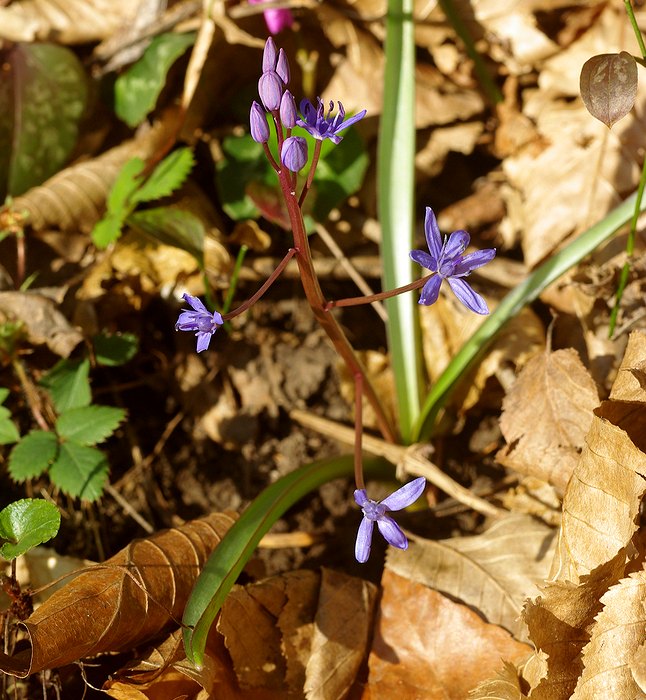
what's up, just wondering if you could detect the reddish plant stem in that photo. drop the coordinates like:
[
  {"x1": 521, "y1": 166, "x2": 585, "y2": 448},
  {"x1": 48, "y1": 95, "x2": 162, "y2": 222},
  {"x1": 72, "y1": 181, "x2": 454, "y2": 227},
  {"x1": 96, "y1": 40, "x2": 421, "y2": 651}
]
[
  {"x1": 223, "y1": 247, "x2": 297, "y2": 321},
  {"x1": 277, "y1": 169, "x2": 397, "y2": 445},
  {"x1": 299, "y1": 140, "x2": 322, "y2": 208},
  {"x1": 325, "y1": 275, "x2": 431, "y2": 311},
  {"x1": 354, "y1": 372, "x2": 365, "y2": 490}
]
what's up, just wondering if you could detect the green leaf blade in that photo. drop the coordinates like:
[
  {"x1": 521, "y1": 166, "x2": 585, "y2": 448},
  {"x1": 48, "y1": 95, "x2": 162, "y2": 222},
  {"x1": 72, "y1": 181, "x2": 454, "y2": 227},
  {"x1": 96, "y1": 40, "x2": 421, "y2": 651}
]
[
  {"x1": 0, "y1": 499, "x2": 61, "y2": 560},
  {"x1": 94, "y1": 332, "x2": 139, "y2": 366},
  {"x1": 40, "y1": 358, "x2": 91, "y2": 412},
  {"x1": 132, "y1": 147, "x2": 195, "y2": 204},
  {"x1": 56, "y1": 405, "x2": 125, "y2": 445},
  {"x1": 8, "y1": 430, "x2": 58, "y2": 480},
  {"x1": 50, "y1": 442, "x2": 108, "y2": 501}
]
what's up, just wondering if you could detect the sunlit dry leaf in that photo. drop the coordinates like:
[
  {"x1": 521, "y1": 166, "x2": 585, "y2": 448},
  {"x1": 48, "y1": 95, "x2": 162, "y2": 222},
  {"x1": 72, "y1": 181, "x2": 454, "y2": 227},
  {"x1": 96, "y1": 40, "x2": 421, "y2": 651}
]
[
  {"x1": 387, "y1": 515, "x2": 556, "y2": 642},
  {"x1": 609, "y1": 330, "x2": 646, "y2": 403},
  {"x1": 0, "y1": 0, "x2": 139, "y2": 43},
  {"x1": 580, "y1": 52, "x2": 638, "y2": 128},
  {"x1": 0, "y1": 291, "x2": 82, "y2": 357},
  {"x1": 469, "y1": 660, "x2": 528, "y2": 699},
  {"x1": 571, "y1": 568, "x2": 646, "y2": 698},
  {"x1": 305, "y1": 568, "x2": 378, "y2": 700},
  {"x1": 0, "y1": 513, "x2": 236, "y2": 677},
  {"x1": 631, "y1": 638, "x2": 646, "y2": 694},
  {"x1": 498, "y1": 348, "x2": 599, "y2": 490},
  {"x1": 363, "y1": 570, "x2": 531, "y2": 699}
]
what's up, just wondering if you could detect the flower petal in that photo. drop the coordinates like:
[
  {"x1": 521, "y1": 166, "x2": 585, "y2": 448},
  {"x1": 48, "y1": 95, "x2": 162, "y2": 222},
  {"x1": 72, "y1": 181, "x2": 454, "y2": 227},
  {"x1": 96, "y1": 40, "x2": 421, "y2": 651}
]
[
  {"x1": 377, "y1": 516, "x2": 408, "y2": 550},
  {"x1": 196, "y1": 331, "x2": 213, "y2": 353},
  {"x1": 175, "y1": 311, "x2": 200, "y2": 330},
  {"x1": 183, "y1": 293, "x2": 208, "y2": 314},
  {"x1": 354, "y1": 489, "x2": 368, "y2": 507},
  {"x1": 452, "y1": 248, "x2": 496, "y2": 277},
  {"x1": 447, "y1": 277, "x2": 489, "y2": 314},
  {"x1": 424, "y1": 208, "x2": 443, "y2": 263},
  {"x1": 381, "y1": 476, "x2": 426, "y2": 511},
  {"x1": 443, "y1": 229, "x2": 470, "y2": 259},
  {"x1": 212, "y1": 310, "x2": 224, "y2": 326},
  {"x1": 335, "y1": 109, "x2": 366, "y2": 133},
  {"x1": 410, "y1": 249, "x2": 436, "y2": 271},
  {"x1": 418, "y1": 274, "x2": 442, "y2": 306},
  {"x1": 355, "y1": 517, "x2": 374, "y2": 563}
]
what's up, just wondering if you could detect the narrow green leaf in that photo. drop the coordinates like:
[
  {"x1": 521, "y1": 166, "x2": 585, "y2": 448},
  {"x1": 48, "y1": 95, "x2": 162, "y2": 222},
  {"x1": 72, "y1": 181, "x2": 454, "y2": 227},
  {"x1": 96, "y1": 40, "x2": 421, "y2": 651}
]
[
  {"x1": 0, "y1": 42, "x2": 88, "y2": 198},
  {"x1": 182, "y1": 455, "x2": 391, "y2": 668},
  {"x1": 8, "y1": 430, "x2": 58, "y2": 480},
  {"x1": 93, "y1": 332, "x2": 139, "y2": 366},
  {"x1": 114, "y1": 32, "x2": 196, "y2": 127},
  {"x1": 131, "y1": 147, "x2": 195, "y2": 204},
  {"x1": 50, "y1": 442, "x2": 108, "y2": 501},
  {"x1": 378, "y1": 0, "x2": 422, "y2": 443},
  {"x1": 128, "y1": 206, "x2": 204, "y2": 265},
  {"x1": 0, "y1": 499, "x2": 61, "y2": 560},
  {"x1": 413, "y1": 188, "x2": 646, "y2": 441},
  {"x1": 56, "y1": 406, "x2": 125, "y2": 445},
  {"x1": 40, "y1": 358, "x2": 91, "y2": 412}
]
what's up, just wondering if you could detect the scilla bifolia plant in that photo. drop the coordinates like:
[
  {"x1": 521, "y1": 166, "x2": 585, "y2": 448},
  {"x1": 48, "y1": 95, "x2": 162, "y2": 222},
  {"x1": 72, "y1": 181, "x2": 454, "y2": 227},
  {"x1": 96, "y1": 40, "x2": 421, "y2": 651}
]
[{"x1": 176, "y1": 38, "x2": 495, "y2": 561}]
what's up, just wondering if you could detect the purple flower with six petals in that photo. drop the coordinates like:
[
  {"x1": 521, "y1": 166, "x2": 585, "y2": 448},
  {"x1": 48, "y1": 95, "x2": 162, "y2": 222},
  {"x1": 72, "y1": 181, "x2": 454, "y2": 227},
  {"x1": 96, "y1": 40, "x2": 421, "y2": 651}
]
[
  {"x1": 410, "y1": 207, "x2": 496, "y2": 315},
  {"x1": 175, "y1": 293, "x2": 223, "y2": 353},
  {"x1": 297, "y1": 98, "x2": 366, "y2": 144},
  {"x1": 354, "y1": 476, "x2": 426, "y2": 563}
]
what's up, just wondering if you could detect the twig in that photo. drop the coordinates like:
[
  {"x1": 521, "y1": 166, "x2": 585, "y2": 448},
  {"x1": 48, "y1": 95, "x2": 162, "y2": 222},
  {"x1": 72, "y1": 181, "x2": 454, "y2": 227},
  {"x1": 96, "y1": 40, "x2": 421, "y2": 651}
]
[{"x1": 290, "y1": 409, "x2": 504, "y2": 518}]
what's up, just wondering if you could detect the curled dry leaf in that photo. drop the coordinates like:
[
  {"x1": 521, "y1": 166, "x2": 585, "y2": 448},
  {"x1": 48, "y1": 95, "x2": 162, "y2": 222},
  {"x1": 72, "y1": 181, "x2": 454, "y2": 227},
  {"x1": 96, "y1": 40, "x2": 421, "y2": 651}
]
[
  {"x1": 497, "y1": 348, "x2": 600, "y2": 491},
  {"x1": 580, "y1": 52, "x2": 638, "y2": 128},
  {"x1": 364, "y1": 569, "x2": 531, "y2": 700},
  {"x1": 0, "y1": 291, "x2": 82, "y2": 357},
  {"x1": 0, "y1": 513, "x2": 236, "y2": 678},
  {"x1": 468, "y1": 660, "x2": 528, "y2": 700},
  {"x1": 0, "y1": 0, "x2": 139, "y2": 44},
  {"x1": 387, "y1": 514, "x2": 556, "y2": 642}
]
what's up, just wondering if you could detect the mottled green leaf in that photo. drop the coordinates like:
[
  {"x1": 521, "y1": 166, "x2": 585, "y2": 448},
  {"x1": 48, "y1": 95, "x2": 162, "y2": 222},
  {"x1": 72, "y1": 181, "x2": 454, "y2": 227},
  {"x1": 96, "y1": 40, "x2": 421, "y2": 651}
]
[{"x1": 0, "y1": 499, "x2": 61, "y2": 560}]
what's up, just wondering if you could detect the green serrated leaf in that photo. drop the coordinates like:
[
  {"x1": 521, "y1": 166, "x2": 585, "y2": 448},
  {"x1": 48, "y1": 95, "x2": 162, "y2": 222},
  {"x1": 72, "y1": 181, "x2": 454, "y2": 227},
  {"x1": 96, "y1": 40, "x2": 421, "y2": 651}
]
[
  {"x1": 128, "y1": 206, "x2": 204, "y2": 265},
  {"x1": 56, "y1": 405, "x2": 125, "y2": 445},
  {"x1": 94, "y1": 332, "x2": 138, "y2": 366},
  {"x1": 40, "y1": 358, "x2": 91, "y2": 412},
  {"x1": 0, "y1": 387, "x2": 9, "y2": 404},
  {"x1": 0, "y1": 416, "x2": 20, "y2": 444},
  {"x1": 50, "y1": 442, "x2": 108, "y2": 501},
  {"x1": 91, "y1": 212, "x2": 126, "y2": 249},
  {"x1": 0, "y1": 43, "x2": 88, "y2": 199},
  {"x1": 0, "y1": 499, "x2": 61, "y2": 560},
  {"x1": 8, "y1": 430, "x2": 58, "y2": 480},
  {"x1": 114, "y1": 32, "x2": 196, "y2": 127},
  {"x1": 132, "y1": 147, "x2": 195, "y2": 204},
  {"x1": 107, "y1": 157, "x2": 146, "y2": 212}
]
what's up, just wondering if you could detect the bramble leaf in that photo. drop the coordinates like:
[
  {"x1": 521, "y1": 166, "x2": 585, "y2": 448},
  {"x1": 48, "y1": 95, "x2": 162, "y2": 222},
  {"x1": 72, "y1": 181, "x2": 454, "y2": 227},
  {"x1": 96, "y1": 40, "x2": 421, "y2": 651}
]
[
  {"x1": 50, "y1": 442, "x2": 108, "y2": 501},
  {"x1": 131, "y1": 147, "x2": 195, "y2": 204},
  {"x1": 0, "y1": 499, "x2": 61, "y2": 561},
  {"x1": 8, "y1": 430, "x2": 58, "y2": 481},
  {"x1": 56, "y1": 406, "x2": 125, "y2": 446},
  {"x1": 40, "y1": 358, "x2": 91, "y2": 412}
]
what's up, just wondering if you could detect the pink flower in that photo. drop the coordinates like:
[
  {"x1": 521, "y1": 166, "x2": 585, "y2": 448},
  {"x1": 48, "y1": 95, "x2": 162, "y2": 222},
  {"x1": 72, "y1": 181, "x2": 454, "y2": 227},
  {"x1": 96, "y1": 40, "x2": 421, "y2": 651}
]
[{"x1": 249, "y1": 0, "x2": 294, "y2": 35}]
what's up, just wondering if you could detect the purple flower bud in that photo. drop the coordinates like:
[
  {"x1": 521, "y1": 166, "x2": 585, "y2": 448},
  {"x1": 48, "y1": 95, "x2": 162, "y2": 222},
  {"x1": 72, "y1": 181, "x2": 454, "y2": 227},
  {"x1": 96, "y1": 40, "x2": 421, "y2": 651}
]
[
  {"x1": 258, "y1": 70, "x2": 283, "y2": 111},
  {"x1": 251, "y1": 2, "x2": 293, "y2": 37},
  {"x1": 250, "y1": 101, "x2": 269, "y2": 143},
  {"x1": 281, "y1": 136, "x2": 308, "y2": 172},
  {"x1": 276, "y1": 48, "x2": 290, "y2": 84},
  {"x1": 262, "y1": 37, "x2": 277, "y2": 73},
  {"x1": 280, "y1": 90, "x2": 297, "y2": 128}
]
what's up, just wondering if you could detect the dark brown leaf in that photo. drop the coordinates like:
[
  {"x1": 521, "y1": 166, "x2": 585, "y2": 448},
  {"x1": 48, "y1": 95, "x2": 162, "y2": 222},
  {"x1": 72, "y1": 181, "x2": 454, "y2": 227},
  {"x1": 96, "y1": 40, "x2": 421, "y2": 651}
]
[{"x1": 580, "y1": 52, "x2": 638, "y2": 128}]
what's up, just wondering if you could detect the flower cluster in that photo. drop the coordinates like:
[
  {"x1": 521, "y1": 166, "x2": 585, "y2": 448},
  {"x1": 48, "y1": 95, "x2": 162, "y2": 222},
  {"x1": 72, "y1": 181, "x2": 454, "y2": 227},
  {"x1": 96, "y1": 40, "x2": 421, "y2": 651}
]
[
  {"x1": 411, "y1": 207, "x2": 496, "y2": 314},
  {"x1": 250, "y1": 38, "x2": 367, "y2": 173}
]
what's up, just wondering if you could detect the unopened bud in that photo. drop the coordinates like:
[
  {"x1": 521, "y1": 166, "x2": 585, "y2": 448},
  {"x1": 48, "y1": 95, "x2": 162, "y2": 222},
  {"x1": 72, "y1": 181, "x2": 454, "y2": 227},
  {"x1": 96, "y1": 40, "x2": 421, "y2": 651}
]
[
  {"x1": 281, "y1": 136, "x2": 308, "y2": 172},
  {"x1": 262, "y1": 37, "x2": 277, "y2": 72},
  {"x1": 250, "y1": 101, "x2": 269, "y2": 143},
  {"x1": 280, "y1": 90, "x2": 297, "y2": 128},
  {"x1": 276, "y1": 49, "x2": 290, "y2": 84},
  {"x1": 258, "y1": 70, "x2": 283, "y2": 111}
]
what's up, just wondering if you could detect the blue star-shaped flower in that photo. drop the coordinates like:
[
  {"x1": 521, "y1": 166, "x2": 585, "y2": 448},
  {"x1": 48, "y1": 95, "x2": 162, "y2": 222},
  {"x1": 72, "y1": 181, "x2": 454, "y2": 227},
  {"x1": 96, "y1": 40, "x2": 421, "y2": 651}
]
[
  {"x1": 297, "y1": 98, "x2": 366, "y2": 144},
  {"x1": 175, "y1": 293, "x2": 223, "y2": 353},
  {"x1": 410, "y1": 207, "x2": 496, "y2": 315},
  {"x1": 354, "y1": 477, "x2": 426, "y2": 563}
]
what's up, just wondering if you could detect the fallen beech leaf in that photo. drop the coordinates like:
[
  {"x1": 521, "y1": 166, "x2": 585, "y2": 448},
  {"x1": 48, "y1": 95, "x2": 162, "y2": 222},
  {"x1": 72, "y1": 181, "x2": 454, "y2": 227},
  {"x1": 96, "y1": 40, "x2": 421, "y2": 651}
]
[
  {"x1": 387, "y1": 514, "x2": 556, "y2": 641},
  {"x1": 498, "y1": 348, "x2": 599, "y2": 490},
  {"x1": 609, "y1": 330, "x2": 646, "y2": 402},
  {"x1": 572, "y1": 569, "x2": 646, "y2": 699},
  {"x1": 0, "y1": 513, "x2": 236, "y2": 677},
  {"x1": 0, "y1": 291, "x2": 82, "y2": 357},
  {"x1": 363, "y1": 570, "x2": 531, "y2": 700},
  {"x1": 469, "y1": 660, "x2": 528, "y2": 699}
]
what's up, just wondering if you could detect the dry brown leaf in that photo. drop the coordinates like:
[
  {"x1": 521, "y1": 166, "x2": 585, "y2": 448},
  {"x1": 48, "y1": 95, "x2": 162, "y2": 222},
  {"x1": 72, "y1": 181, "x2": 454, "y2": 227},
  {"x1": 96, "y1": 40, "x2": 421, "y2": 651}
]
[
  {"x1": 497, "y1": 348, "x2": 599, "y2": 491},
  {"x1": 0, "y1": 513, "x2": 236, "y2": 678},
  {"x1": 610, "y1": 330, "x2": 646, "y2": 402},
  {"x1": 387, "y1": 514, "x2": 556, "y2": 642},
  {"x1": 0, "y1": 0, "x2": 139, "y2": 43},
  {"x1": 468, "y1": 660, "x2": 529, "y2": 699},
  {"x1": 13, "y1": 117, "x2": 180, "y2": 234},
  {"x1": 0, "y1": 290, "x2": 82, "y2": 357},
  {"x1": 363, "y1": 569, "x2": 531, "y2": 700},
  {"x1": 571, "y1": 568, "x2": 646, "y2": 699}
]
